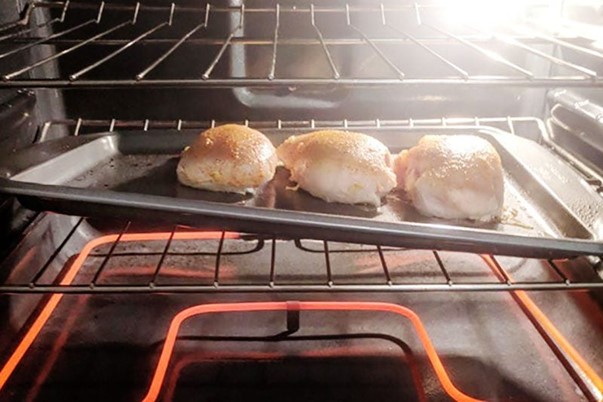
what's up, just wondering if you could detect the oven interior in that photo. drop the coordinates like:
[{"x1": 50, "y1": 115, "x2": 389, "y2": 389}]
[{"x1": 0, "y1": 0, "x2": 602, "y2": 401}]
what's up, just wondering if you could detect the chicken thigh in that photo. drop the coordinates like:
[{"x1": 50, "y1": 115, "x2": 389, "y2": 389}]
[
  {"x1": 277, "y1": 130, "x2": 397, "y2": 206},
  {"x1": 394, "y1": 135, "x2": 504, "y2": 220},
  {"x1": 177, "y1": 124, "x2": 278, "y2": 193}
]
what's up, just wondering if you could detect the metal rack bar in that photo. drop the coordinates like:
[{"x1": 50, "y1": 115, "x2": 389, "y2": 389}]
[
  {"x1": 72, "y1": 117, "x2": 82, "y2": 135},
  {"x1": 0, "y1": 18, "x2": 96, "y2": 62},
  {"x1": 202, "y1": 5, "x2": 244, "y2": 79},
  {"x1": 513, "y1": 26, "x2": 603, "y2": 61},
  {"x1": 547, "y1": 260, "x2": 571, "y2": 284},
  {"x1": 59, "y1": 0, "x2": 71, "y2": 22},
  {"x1": 1, "y1": 282, "x2": 602, "y2": 293},
  {"x1": 27, "y1": 116, "x2": 548, "y2": 128},
  {"x1": 31, "y1": 116, "x2": 572, "y2": 137},
  {"x1": 149, "y1": 227, "x2": 176, "y2": 287},
  {"x1": 96, "y1": 1, "x2": 105, "y2": 23},
  {"x1": 90, "y1": 222, "x2": 130, "y2": 287},
  {"x1": 345, "y1": 4, "x2": 404, "y2": 79},
  {"x1": 310, "y1": 4, "x2": 339, "y2": 79},
  {"x1": 323, "y1": 240, "x2": 333, "y2": 286},
  {"x1": 89, "y1": 242, "x2": 263, "y2": 257},
  {"x1": 137, "y1": 4, "x2": 210, "y2": 80},
  {"x1": 506, "y1": 116, "x2": 516, "y2": 135},
  {"x1": 423, "y1": 23, "x2": 534, "y2": 78},
  {"x1": 31, "y1": 116, "x2": 575, "y2": 136},
  {"x1": 377, "y1": 0, "x2": 466, "y2": 79},
  {"x1": 27, "y1": 2, "x2": 450, "y2": 14},
  {"x1": 70, "y1": 21, "x2": 169, "y2": 80},
  {"x1": 386, "y1": 24, "x2": 468, "y2": 79},
  {"x1": 377, "y1": 245, "x2": 392, "y2": 285},
  {"x1": 168, "y1": 3, "x2": 175, "y2": 26},
  {"x1": 484, "y1": 255, "x2": 512, "y2": 285},
  {"x1": 267, "y1": 4, "x2": 280, "y2": 80},
  {"x1": 213, "y1": 231, "x2": 226, "y2": 287},
  {"x1": 269, "y1": 237, "x2": 276, "y2": 286},
  {"x1": 295, "y1": 240, "x2": 385, "y2": 253},
  {"x1": 132, "y1": 1, "x2": 140, "y2": 24},
  {"x1": 5, "y1": 77, "x2": 603, "y2": 88},
  {"x1": 28, "y1": 218, "x2": 84, "y2": 286},
  {"x1": 433, "y1": 251, "x2": 453, "y2": 285},
  {"x1": 470, "y1": 26, "x2": 597, "y2": 78},
  {"x1": 9, "y1": 36, "x2": 561, "y2": 46},
  {"x1": 4, "y1": 19, "x2": 133, "y2": 80}
]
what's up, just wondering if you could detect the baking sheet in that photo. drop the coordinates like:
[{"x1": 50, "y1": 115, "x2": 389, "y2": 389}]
[{"x1": 1, "y1": 126, "x2": 601, "y2": 257}]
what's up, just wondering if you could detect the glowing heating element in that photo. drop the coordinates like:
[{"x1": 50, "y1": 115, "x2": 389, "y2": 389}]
[
  {"x1": 481, "y1": 255, "x2": 603, "y2": 399},
  {"x1": 0, "y1": 231, "x2": 237, "y2": 392},
  {"x1": 140, "y1": 301, "x2": 483, "y2": 402}
]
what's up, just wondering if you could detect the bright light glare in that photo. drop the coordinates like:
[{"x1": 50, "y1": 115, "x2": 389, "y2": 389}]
[{"x1": 441, "y1": 0, "x2": 529, "y2": 26}]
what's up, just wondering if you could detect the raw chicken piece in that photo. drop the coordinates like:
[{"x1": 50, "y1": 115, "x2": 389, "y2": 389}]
[
  {"x1": 394, "y1": 135, "x2": 504, "y2": 220},
  {"x1": 177, "y1": 124, "x2": 278, "y2": 193},
  {"x1": 277, "y1": 130, "x2": 396, "y2": 206}
]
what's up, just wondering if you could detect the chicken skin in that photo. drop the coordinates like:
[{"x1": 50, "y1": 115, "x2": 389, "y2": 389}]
[
  {"x1": 277, "y1": 130, "x2": 397, "y2": 206},
  {"x1": 394, "y1": 135, "x2": 504, "y2": 220},
  {"x1": 177, "y1": 124, "x2": 278, "y2": 193}
]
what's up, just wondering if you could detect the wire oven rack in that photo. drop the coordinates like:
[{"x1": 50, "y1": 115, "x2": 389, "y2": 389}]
[
  {"x1": 2, "y1": 220, "x2": 602, "y2": 294},
  {"x1": 0, "y1": 119, "x2": 601, "y2": 401},
  {"x1": 1, "y1": 1, "x2": 603, "y2": 88},
  {"x1": 1, "y1": 116, "x2": 602, "y2": 294}
]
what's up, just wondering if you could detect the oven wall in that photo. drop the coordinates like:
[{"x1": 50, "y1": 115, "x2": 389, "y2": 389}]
[{"x1": 0, "y1": 0, "x2": 67, "y2": 255}]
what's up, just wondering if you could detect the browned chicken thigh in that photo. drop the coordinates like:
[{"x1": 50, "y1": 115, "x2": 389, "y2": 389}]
[
  {"x1": 394, "y1": 135, "x2": 504, "y2": 220},
  {"x1": 177, "y1": 124, "x2": 278, "y2": 193},
  {"x1": 277, "y1": 130, "x2": 397, "y2": 206}
]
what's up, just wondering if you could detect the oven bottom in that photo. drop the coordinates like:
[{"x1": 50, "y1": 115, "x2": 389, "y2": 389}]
[
  {"x1": 1, "y1": 291, "x2": 600, "y2": 401},
  {"x1": 0, "y1": 214, "x2": 601, "y2": 401}
]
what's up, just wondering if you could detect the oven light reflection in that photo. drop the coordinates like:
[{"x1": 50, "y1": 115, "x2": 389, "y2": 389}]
[{"x1": 441, "y1": 0, "x2": 550, "y2": 27}]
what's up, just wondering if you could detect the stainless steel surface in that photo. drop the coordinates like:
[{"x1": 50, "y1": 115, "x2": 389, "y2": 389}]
[
  {"x1": 547, "y1": 89, "x2": 603, "y2": 178},
  {"x1": 1, "y1": 1, "x2": 603, "y2": 88}
]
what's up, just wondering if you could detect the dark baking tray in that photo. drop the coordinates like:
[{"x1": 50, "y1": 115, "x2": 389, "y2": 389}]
[{"x1": 1, "y1": 126, "x2": 602, "y2": 258}]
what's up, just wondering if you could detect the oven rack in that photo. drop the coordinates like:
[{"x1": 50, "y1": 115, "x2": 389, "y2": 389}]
[
  {"x1": 1, "y1": 217, "x2": 602, "y2": 294},
  {"x1": 2, "y1": 1, "x2": 603, "y2": 88},
  {"x1": 1, "y1": 115, "x2": 600, "y2": 294}
]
